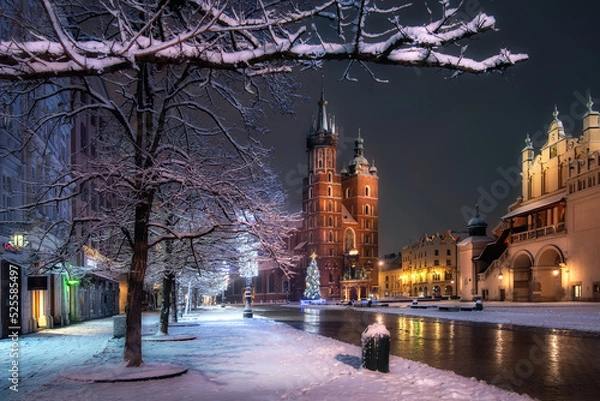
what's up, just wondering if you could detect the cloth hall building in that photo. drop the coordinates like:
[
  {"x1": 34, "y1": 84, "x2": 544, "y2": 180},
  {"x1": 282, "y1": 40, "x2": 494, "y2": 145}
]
[{"x1": 459, "y1": 100, "x2": 600, "y2": 302}]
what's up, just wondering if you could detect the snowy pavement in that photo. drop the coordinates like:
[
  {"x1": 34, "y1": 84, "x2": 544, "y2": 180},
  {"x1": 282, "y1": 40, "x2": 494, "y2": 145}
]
[{"x1": 2, "y1": 302, "x2": 597, "y2": 401}]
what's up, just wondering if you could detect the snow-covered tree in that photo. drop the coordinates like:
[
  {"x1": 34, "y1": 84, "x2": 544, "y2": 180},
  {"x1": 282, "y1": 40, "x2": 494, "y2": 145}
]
[
  {"x1": 303, "y1": 253, "x2": 322, "y2": 300},
  {"x1": 0, "y1": 0, "x2": 526, "y2": 367}
]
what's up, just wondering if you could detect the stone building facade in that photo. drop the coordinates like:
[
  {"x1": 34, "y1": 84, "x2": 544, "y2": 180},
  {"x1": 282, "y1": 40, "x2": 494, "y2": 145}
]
[
  {"x1": 380, "y1": 231, "x2": 462, "y2": 299},
  {"x1": 459, "y1": 100, "x2": 600, "y2": 301}
]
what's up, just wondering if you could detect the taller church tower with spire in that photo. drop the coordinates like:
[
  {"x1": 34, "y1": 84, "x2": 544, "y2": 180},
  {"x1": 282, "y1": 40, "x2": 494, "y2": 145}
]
[{"x1": 299, "y1": 85, "x2": 379, "y2": 301}]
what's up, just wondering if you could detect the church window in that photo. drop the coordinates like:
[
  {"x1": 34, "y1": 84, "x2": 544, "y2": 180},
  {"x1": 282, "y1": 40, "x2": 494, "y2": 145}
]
[
  {"x1": 328, "y1": 172, "x2": 332, "y2": 182},
  {"x1": 329, "y1": 231, "x2": 333, "y2": 241},
  {"x1": 345, "y1": 188, "x2": 351, "y2": 198},
  {"x1": 318, "y1": 149, "x2": 323, "y2": 169},
  {"x1": 328, "y1": 216, "x2": 333, "y2": 227},
  {"x1": 344, "y1": 228, "x2": 355, "y2": 252},
  {"x1": 365, "y1": 186, "x2": 370, "y2": 197},
  {"x1": 365, "y1": 249, "x2": 370, "y2": 257},
  {"x1": 366, "y1": 220, "x2": 370, "y2": 229},
  {"x1": 309, "y1": 187, "x2": 313, "y2": 199},
  {"x1": 328, "y1": 201, "x2": 333, "y2": 212},
  {"x1": 328, "y1": 186, "x2": 332, "y2": 196},
  {"x1": 329, "y1": 248, "x2": 333, "y2": 256},
  {"x1": 309, "y1": 232, "x2": 313, "y2": 243},
  {"x1": 365, "y1": 234, "x2": 371, "y2": 244},
  {"x1": 327, "y1": 150, "x2": 333, "y2": 168},
  {"x1": 365, "y1": 205, "x2": 370, "y2": 215},
  {"x1": 309, "y1": 173, "x2": 313, "y2": 185}
]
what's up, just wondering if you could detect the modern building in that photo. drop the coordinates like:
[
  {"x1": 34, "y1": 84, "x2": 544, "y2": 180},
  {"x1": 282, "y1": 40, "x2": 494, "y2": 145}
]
[
  {"x1": 459, "y1": 100, "x2": 600, "y2": 302},
  {"x1": 290, "y1": 87, "x2": 380, "y2": 301}
]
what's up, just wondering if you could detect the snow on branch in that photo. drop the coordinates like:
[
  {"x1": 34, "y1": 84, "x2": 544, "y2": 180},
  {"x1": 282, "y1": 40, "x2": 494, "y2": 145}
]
[{"x1": 0, "y1": 0, "x2": 527, "y2": 81}]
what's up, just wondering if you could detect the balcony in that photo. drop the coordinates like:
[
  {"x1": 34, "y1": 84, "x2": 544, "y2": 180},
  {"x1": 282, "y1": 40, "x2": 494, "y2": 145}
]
[{"x1": 510, "y1": 222, "x2": 565, "y2": 243}]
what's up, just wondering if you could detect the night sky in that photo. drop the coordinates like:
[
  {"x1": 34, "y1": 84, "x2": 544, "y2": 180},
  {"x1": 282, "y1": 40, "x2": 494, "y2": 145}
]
[{"x1": 262, "y1": 1, "x2": 600, "y2": 254}]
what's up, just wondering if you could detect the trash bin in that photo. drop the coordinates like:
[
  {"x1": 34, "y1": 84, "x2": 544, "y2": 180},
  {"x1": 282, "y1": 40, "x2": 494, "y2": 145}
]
[
  {"x1": 113, "y1": 314, "x2": 126, "y2": 338},
  {"x1": 474, "y1": 300, "x2": 483, "y2": 311},
  {"x1": 361, "y1": 323, "x2": 390, "y2": 373}
]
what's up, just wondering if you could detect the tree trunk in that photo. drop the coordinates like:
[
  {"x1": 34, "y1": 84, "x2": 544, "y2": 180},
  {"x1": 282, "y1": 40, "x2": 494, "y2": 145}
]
[
  {"x1": 159, "y1": 270, "x2": 174, "y2": 335},
  {"x1": 124, "y1": 202, "x2": 151, "y2": 367},
  {"x1": 172, "y1": 278, "x2": 178, "y2": 323}
]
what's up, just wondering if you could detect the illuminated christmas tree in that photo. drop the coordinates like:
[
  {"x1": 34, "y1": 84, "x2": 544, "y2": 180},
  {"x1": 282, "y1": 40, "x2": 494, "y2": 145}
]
[{"x1": 303, "y1": 252, "x2": 322, "y2": 300}]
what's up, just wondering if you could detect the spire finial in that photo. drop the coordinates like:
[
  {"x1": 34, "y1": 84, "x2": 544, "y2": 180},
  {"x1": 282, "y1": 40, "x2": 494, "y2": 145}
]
[
  {"x1": 310, "y1": 252, "x2": 318, "y2": 260},
  {"x1": 525, "y1": 133, "x2": 533, "y2": 149},
  {"x1": 316, "y1": 75, "x2": 329, "y2": 133},
  {"x1": 475, "y1": 204, "x2": 480, "y2": 217},
  {"x1": 587, "y1": 94, "x2": 594, "y2": 113},
  {"x1": 553, "y1": 105, "x2": 559, "y2": 120}
]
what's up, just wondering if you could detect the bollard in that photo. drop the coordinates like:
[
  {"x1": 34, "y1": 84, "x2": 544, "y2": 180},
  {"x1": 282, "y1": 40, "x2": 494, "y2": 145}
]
[{"x1": 361, "y1": 323, "x2": 390, "y2": 373}]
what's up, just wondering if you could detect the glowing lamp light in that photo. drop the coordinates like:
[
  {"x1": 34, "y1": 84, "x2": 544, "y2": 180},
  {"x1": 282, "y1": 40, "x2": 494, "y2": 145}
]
[
  {"x1": 66, "y1": 278, "x2": 80, "y2": 286},
  {"x1": 553, "y1": 269, "x2": 560, "y2": 276},
  {"x1": 498, "y1": 271, "x2": 504, "y2": 280}
]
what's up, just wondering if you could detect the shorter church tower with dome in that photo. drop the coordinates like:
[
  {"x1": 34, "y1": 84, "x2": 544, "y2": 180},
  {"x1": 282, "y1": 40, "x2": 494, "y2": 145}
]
[{"x1": 293, "y1": 85, "x2": 380, "y2": 301}]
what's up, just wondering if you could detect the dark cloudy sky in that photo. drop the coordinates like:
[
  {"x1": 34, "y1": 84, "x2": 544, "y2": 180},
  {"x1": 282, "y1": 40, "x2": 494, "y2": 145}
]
[{"x1": 262, "y1": 0, "x2": 600, "y2": 254}]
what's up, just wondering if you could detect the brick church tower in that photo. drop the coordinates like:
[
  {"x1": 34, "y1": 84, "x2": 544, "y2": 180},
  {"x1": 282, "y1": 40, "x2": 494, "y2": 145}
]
[{"x1": 299, "y1": 85, "x2": 379, "y2": 301}]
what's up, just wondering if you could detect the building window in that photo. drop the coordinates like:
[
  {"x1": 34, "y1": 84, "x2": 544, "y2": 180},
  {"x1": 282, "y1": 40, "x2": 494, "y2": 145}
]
[
  {"x1": 328, "y1": 186, "x2": 332, "y2": 197},
  {"x1": 365, "y1": 205, "x2": 370, "y2": 215},
  {"x1": 328, "y1": 231, "x2": 333, "y2": 241},
  {"x1": 573, "y1": 283, "x2": 582, "y2": 299},
  {"x1": 434, "y1": 249, "x2": 439, "y2": 256},
  {"x1": 309, "y1": 188, "x2": 313, "y2": 198},
  {"x1": 432, "y1": 272, "x2": 441, "y2": 281},
  {"x1": 328, "y1": 172, "x2": 332, "y2": 182},
  {"x1": 268, "y1": 273, "x2": 276, "y2": 293},
  {"x1": 446, "y1": 249, "x2": 451, "y2": 256},
  {"x1": 434, "y1": 260, "x2": 440, "y2": 266},
  {"x1": 346, "y1": 188, "x2": 351, "y2": 198},
  {"x1": 328, "y1": 216, "x2": 333, "y2": 227},
  {"x1": 365, "y1": 186, "x2": 370, "y2": 197},
  {"x1": 446, "y1": 259, "x2": 451, "y2": 266},
  {"x1": 365, "y1": 234, "x2": 371, "y2": 244},
  {"x1": 366, "y1": 220, "x2": 370, "y2": 229},
  {"x1": 328, "y1": 201, "x2": 333, "y2": 212}
]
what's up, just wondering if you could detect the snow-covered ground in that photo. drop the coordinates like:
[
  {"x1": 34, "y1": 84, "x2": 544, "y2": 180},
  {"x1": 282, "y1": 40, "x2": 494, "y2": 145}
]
[{"x1": 1, "y1": 302, "x2": 598, "y2": 401}]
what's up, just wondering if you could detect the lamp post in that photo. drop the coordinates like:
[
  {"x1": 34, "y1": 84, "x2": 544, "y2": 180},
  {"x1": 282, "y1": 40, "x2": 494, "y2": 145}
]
[
  {"x1": 239, "y1": 232, "x2": 258, "y2": 318},
  {"x1": 243, "y1": 276, "x2": 253, "y2": 318}
]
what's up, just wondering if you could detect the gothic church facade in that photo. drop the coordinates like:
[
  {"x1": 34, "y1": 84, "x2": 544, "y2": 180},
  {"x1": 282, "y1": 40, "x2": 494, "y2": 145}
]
[{"x1": 295, "y1": 88, "x2": 379, "y2": 301}]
